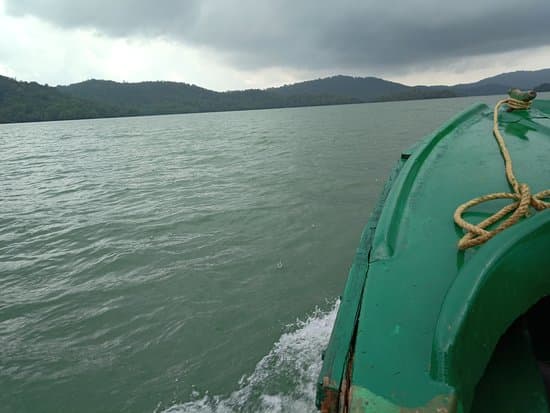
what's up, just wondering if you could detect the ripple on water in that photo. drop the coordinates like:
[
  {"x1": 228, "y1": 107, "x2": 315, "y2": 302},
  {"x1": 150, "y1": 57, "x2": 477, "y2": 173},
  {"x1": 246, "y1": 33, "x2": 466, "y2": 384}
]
[{"x1": 1, "y1": 97, "x2": 515, "y2": 412}]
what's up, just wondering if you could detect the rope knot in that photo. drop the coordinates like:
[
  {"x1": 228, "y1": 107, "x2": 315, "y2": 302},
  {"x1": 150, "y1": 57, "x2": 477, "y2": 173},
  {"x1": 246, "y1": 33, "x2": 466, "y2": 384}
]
[
  {"x1": 531, "y1": 189, "x2": 550, "y2": 211},
  {"x1": 454, "y1": 97, "x2": 550, "y2": 250}
]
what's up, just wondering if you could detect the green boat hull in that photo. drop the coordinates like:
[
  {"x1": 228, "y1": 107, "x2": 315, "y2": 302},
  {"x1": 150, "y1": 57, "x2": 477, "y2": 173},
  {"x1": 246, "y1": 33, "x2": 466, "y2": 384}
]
[{"x1": 317, "y1": 100, "x2": 550, "y2": 412}]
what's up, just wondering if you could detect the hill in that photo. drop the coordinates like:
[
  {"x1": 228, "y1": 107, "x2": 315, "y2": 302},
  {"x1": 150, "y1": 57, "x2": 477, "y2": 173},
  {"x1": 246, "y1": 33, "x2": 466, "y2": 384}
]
[
  {"x1": 57, "y1": 79, "x2": 359, "y2": 117},
  {"x1": 535, "y1": 83, "x2": 550, "y2": 92},
  {"x1": 1, "y1": 68, "x2": 549, "y2": 123},
  {"x1": 450, "y1": 69, "x2": 550, "y2": 97},
  {"x1": 268, "y1": 69, "x2": 550, "y2": 102},
  {"x1": 462, "y1": 69, "x2": 550, "y2": 90},
  {"x1": 269, "y1": 75, "x2": 458, "y2": 102},
  {"x1": 269, "y1": 75, "x2": 409, "y2": 101},
  {"x1": 0, "y1": 75, "x2": 130, "y2": 123},
  {"x1": 0, "y1": 77, "x2": 358, "y2": 123}
]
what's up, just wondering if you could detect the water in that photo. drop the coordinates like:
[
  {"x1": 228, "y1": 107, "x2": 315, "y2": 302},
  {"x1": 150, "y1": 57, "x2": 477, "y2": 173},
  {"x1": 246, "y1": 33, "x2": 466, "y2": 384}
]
[{"x1": 0, "y1": 95, "x2": 527, "y2": 413}]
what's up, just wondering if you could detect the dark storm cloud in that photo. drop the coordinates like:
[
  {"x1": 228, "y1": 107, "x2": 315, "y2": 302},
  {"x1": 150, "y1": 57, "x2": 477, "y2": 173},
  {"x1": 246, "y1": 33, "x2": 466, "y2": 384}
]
[{"x1": 6, "y1": 0, "x2": 550, "y2": 72}]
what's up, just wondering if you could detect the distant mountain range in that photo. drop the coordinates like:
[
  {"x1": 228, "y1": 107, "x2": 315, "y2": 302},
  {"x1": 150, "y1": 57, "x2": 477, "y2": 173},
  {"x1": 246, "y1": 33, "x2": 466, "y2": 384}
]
[
  {"x1": 1, "y1": 68, "x2": 550, "y2": 124},
  {"x1": 269, "y1": 69, "x2": 550, "y2": 102}
]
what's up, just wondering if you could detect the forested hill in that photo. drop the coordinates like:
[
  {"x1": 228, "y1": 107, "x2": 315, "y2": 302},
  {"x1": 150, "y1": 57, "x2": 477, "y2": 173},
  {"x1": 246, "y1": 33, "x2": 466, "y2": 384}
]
[
  {"x1": 268, "y1": 75, "x2": 412, "y2": 101},
  {"x1": 269, "y1": 75, "x2": 455, "y2": 101},
  {"x1": 269, "y1": 69, "x2": 550, "y2": 102},
  {"x1": 57, "y1": 80, "x2": 358, "y2": 116},
  {"x1": 0, "y1": 77, "x2": 358, "y2": 123},
  {"x1": 0, "y1": 75, "x2": 130, "y2": 123},
  {"x1": 1, "y1": 68, "x2": 550, "y2": 124}
]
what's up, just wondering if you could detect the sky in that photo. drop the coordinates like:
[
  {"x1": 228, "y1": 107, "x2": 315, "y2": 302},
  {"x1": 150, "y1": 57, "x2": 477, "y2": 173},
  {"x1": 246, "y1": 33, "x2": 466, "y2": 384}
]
[{"x1": 1, "y1": 0, "x2": 550, "y2": 91}]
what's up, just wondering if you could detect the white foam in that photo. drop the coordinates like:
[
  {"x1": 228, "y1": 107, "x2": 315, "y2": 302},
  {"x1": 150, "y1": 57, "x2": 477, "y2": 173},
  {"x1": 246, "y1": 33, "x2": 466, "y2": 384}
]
[{"x1": 162, "y1": 301, "x2": 339, "y2": 413}]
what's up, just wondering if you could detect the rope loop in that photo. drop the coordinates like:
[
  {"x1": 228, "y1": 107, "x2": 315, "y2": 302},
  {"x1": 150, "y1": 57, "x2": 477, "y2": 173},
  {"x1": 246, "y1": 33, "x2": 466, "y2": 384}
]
[{"x1": 454, "y1": 97, "x2": 550, "y2": 250}]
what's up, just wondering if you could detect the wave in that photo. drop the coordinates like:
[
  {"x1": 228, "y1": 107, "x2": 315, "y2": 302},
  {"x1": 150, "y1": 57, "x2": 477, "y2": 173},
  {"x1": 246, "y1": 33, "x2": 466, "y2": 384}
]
[{"x1": 161, "y1": 301, "x2": 339, "y2": 413}]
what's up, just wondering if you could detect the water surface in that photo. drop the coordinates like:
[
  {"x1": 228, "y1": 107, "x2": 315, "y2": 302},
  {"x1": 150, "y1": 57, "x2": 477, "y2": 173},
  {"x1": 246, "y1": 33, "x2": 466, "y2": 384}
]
[{"x1": 1, "y1": 95, "x2": 528, "y2": 412}]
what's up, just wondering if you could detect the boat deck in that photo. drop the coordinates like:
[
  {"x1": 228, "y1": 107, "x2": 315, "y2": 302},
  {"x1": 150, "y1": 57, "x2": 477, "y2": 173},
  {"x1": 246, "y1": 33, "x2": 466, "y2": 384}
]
[{"x1": 318, "y1": 100, "x2": 550, "y2": 412}]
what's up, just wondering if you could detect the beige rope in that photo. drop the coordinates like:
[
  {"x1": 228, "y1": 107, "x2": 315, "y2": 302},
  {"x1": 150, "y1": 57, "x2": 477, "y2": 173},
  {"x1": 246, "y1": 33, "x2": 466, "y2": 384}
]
[{"x1": 454, "y1": 97, "x2": 550, "y2": 250}]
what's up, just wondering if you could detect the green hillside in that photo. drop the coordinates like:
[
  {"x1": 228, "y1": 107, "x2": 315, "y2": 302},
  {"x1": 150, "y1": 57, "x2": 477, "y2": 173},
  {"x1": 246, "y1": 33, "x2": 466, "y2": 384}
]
[
  {"x1": 58, "y1": 79, "x2": 359, "y2": 116},
  {"x1": 1, "y1": 68, "x2": 549, "y2": 124},
  {"x1": 0, "y1": 75, "x2": 129, "y2": 123}
]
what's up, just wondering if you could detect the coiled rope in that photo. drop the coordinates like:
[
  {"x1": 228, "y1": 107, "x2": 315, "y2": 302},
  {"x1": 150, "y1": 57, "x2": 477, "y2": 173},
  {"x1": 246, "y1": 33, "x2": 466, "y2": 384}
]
[{"x1": 453, "y1": 96, "x2": 550, "y2": 250}]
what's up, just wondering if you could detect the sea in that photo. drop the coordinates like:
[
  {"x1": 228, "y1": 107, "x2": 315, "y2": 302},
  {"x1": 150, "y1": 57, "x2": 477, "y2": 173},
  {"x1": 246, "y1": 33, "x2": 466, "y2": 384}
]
[{"x1": 3, "y1": 94, "x2": 546, "y2": 413}]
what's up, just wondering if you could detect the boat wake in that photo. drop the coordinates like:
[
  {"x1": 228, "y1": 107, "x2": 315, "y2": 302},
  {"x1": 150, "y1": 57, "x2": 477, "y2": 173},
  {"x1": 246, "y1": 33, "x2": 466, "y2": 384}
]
[{"x1": 161, "y1": 301, "x2": 339, "y2": 413}]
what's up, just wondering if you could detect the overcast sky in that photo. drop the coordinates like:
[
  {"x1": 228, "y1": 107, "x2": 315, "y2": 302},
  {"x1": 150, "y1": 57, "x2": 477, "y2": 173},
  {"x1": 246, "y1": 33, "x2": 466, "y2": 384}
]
[{"x1": 1, "y1": 0, "x2": 550, "y2": 91}]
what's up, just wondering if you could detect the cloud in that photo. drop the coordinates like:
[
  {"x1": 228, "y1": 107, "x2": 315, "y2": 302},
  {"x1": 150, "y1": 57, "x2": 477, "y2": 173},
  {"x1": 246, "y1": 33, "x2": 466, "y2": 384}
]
[
  {"x1": 5, "y1": 0, "x2": 550, "y2": 75},
  {"x1": 0, "y1": 7, "x2": 318, "y2": 90}
]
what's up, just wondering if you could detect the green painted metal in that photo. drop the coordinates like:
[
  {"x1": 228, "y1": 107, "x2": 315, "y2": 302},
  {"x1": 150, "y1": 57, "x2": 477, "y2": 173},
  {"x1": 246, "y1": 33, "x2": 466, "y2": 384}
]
[
  {"x1": 317, "y1": 99, "x2": 550, "y2": 412},
  {"x1": 431, "y1": 212, "x2": 550, "y2": 411},
  {"x1": 316, "y1": 157, "x2": 408, "y2": 412}
]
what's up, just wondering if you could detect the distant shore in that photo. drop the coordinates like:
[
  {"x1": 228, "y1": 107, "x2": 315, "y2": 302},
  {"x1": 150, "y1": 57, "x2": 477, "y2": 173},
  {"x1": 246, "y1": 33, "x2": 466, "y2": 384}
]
[{"x1": 1, "y1": 70, "x2": 549, "y2": 124}]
